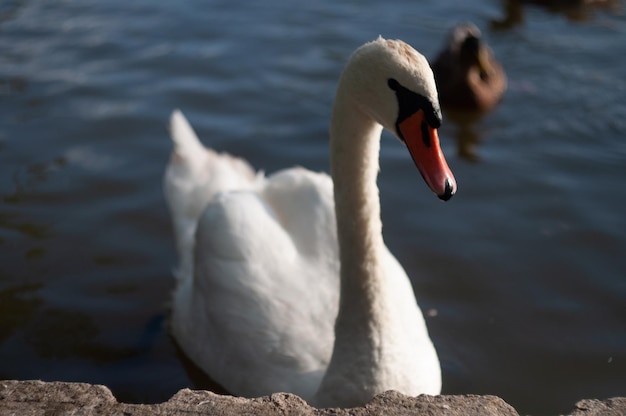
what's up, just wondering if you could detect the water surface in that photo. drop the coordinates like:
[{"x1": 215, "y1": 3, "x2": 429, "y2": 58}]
[{"x1": 0, "y1": 1, "x2": 625, "y2": 414}]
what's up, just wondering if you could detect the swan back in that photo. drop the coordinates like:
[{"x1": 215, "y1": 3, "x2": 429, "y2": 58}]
[{"x1": 174, "y1": 168, "x2": 341, "y2": 400}]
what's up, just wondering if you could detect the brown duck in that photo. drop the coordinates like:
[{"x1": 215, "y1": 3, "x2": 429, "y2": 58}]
[{"x1": 432, "y1": 23, "x2": 506, "y2": 115}]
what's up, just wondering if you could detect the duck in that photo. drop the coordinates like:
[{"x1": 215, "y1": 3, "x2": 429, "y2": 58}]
[
  {"x1": 431, "y1": 23, "x2": 506, "y2": 115},
  {"x1": 490, "y1": 0, "x2": 621, "y2": 29},
  {"x1": 164, "y1": 37, "x2": 456, "y2": 408}
]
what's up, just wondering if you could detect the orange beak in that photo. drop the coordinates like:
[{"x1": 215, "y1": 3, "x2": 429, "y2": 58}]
[{"x1": 398, "y1": 110, "x2": 456, "y2": 201}]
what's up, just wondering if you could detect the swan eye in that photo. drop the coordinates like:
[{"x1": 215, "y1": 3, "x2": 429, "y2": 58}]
[
  {"x1": 387, "y1": 78, "x2": 400, "y2": 91},
  {"x1": 387, "y1": 78, "x2": 442, "y2": 129}
]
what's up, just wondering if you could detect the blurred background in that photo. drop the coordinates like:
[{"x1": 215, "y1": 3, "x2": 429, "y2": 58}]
[{"x1": 0, "y1": 0, "x2": 624, "y2": 415}]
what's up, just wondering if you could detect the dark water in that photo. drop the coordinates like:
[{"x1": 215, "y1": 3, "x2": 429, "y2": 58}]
[{"x1": 1, "y1": 1, "x2": 625, "y2": 414}]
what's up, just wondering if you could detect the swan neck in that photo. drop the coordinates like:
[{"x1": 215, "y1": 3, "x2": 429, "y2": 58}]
[
  {"x1": 317, "y1": 90, "x2": 391, "y2": 407},
  {"x1": 330, "y1": 93, "x2": 385, "y2": 290}
]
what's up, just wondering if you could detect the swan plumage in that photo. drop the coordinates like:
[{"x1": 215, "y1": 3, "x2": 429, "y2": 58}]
[{"x1": 165, "y1": 37, "x2": 456, "y2": 407}]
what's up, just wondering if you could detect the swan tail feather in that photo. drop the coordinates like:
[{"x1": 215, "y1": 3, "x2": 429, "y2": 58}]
[
  {"x1": 164, "y1": 109, "x2": 262, "y2": 286},
  {"x1": 169, "y1": 109, "x2": 211, "y2": 169}
]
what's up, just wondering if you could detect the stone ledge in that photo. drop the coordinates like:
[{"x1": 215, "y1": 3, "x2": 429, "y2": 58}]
[{"x1": 1, "y1": 380, "x2": 625, "y2": 416}]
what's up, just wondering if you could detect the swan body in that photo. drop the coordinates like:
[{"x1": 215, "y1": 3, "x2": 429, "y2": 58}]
[{"x1": 165, "y1": 37, "x2": 456, "y2": 408}]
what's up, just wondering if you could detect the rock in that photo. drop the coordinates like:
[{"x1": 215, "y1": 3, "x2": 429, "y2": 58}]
[
  {"x1": 0, "y1": 380, "x2": 625, "y2": 416},
  {"x1": 363, "y1": 391, "x2": 518, "y2": 416},
  {"x1": 569, "y1": 398, "x2": 626, "y2": 416},
  {"x1": 0, "y1": 380, "x2": 117, "y2": 416}
]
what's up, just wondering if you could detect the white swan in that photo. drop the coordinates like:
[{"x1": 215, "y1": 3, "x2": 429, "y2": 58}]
[{"x1": 164, "y1": 37, "x2": 456, "y2": 408}]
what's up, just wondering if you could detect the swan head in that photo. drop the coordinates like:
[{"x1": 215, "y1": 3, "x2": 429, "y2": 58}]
[{"x1": 338, "y1": 37, "x2": 456, "y2": 201}]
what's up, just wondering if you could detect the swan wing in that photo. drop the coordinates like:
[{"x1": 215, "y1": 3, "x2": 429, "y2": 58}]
[
  {"x1": 164, "y1": 110, "x2": 261, "y2": 281},
  {"x1": 167, "y1": 118, "x2": 340, "y2": 400}
]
